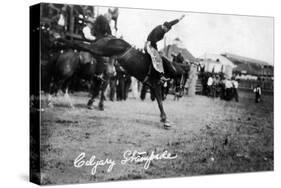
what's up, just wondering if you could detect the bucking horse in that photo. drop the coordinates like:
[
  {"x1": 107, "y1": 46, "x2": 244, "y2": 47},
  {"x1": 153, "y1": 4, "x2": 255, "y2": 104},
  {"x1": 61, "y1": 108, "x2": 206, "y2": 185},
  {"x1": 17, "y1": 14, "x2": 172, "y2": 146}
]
[{"x1": 59, "y1": 36, "x2": 189, "y2": 128}]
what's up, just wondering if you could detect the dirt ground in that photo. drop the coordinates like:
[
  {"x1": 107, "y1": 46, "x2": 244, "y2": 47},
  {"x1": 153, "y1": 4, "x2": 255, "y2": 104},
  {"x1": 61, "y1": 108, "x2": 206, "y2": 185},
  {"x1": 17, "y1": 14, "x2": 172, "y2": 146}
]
[{"x1": 39, "y1": 90, "x2": 273, "y2": 185}]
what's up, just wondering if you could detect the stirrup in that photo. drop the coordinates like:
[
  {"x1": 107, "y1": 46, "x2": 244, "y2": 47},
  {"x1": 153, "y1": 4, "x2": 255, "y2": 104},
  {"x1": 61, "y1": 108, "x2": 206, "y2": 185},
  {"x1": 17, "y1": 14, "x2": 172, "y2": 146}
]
[{"x1": 160, "y1": 76, "x2": 170, "y2": 84}]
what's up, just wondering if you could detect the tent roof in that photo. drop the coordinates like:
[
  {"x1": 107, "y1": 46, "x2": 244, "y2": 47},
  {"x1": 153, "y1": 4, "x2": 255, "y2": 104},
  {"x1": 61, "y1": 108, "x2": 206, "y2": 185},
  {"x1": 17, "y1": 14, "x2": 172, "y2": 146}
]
[{"x1": 199, "y1": 53, "x2": 236, "y2": 67}]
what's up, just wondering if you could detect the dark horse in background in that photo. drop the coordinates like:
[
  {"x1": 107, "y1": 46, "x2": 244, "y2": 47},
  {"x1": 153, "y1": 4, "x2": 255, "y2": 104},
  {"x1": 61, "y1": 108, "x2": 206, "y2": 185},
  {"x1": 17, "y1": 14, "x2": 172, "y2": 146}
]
[
  {"x1": 60, "y1": 36, "x2": 189, "y2": 128},
  {"x1": 170, "y1": 58, "x2": 190, "y2": 100},
  {"x1": 40, "y1": 20, "x2": 115, "y2": 110},
  {"x1": 140, "y1": 59, "x2": 190, "y2": 101}
]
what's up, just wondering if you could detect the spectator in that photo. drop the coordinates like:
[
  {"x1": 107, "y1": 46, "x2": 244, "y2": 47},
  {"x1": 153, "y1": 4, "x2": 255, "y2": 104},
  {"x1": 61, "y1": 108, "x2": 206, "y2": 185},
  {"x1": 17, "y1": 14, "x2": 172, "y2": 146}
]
[
  {"x1": 224, "y1": 78, "x2": 233, "y2": 100},
  {"x1": 82, "y1": 22, "x2": 96, "y2": 41},
  {"x1": 109, "y1": 75, "x2": 117, "y2": 101},
  {"x1": 56, "y1": 7, "x2": 67, "y2": 38},
  {"x1": 253, "y1": 85, "x2": 262, "y2": 103},
  {"x1": 213, "y1": 75, "x2": 220, "y2": 97},
  {"x1": 218, "y1": 75, "x2": 225, "y2": 99},
  {"x1": 231, "y1": 78, "x2": 239, "y2": 102},
  {"x1": 207, "y1": 75, "x2": 214, "y2": 97},
  {"x1": 50, "y1": 7, "x2": 67, "y2": 38},
  {"x1": 108, "y1": 8, "x2": 119, "y2": 32},
  {"x1": 116, "y1": 65, "x2": 131, "y2": 101},
  {"x1": 131, "y1": 77, "x2": 140, "y2": 99}
]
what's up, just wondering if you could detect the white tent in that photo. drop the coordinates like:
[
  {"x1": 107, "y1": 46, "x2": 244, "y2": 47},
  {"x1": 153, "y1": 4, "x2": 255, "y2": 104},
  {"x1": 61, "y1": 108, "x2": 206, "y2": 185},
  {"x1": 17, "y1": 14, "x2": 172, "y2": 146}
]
[{"x1": 199, "y1": 53, "x2": 236, "y2": 78}]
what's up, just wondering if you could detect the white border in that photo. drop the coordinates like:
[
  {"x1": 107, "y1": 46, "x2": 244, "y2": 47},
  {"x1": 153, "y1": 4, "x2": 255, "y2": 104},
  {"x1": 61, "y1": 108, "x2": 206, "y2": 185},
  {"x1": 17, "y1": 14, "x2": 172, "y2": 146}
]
[{"x1": 0, "y1": 0, "x2": 279, "y2": 187}]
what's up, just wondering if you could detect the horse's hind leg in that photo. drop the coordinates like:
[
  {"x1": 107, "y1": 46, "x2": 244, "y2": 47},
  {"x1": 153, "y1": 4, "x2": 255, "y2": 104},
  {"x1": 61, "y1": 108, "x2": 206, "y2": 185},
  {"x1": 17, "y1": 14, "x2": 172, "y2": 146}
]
[
  {"x1": 150, "y1": 82, "x2": 171, "y2": 129},
  {"x1": 87, "y1": 78, "x2": 102, "y2": 109}
]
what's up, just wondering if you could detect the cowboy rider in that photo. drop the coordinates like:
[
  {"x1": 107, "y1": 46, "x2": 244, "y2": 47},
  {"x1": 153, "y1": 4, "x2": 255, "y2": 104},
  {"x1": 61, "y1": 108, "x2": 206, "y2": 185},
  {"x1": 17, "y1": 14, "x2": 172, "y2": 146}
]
[{"x1": 144, "y1": 15, "x2": 186, "y2": 84}]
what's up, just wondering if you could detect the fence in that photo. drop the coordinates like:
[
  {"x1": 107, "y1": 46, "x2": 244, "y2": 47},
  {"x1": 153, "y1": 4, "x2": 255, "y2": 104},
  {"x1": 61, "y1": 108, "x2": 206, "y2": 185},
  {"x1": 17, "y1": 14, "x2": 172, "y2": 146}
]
[{"x1": 238, "y1": 79, "x2": 273, "y2": 92}]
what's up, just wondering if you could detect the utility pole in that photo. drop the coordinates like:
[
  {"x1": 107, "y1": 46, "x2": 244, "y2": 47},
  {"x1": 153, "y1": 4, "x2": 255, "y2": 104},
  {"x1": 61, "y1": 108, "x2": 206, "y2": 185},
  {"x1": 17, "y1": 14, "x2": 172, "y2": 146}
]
[{"x1": 69, "y1": 5, "x2": 74, "y2": 41}]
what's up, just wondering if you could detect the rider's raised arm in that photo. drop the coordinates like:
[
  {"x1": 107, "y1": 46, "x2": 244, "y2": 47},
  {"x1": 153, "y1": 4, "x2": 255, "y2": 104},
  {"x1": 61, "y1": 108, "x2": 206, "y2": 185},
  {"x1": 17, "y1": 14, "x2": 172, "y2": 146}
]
[
  {"x1": 166, "y1": 19, "x2": 179, "y2": 28},
  {"x1": 165, "y1": 15, "x2": 185, "y2": 28}
]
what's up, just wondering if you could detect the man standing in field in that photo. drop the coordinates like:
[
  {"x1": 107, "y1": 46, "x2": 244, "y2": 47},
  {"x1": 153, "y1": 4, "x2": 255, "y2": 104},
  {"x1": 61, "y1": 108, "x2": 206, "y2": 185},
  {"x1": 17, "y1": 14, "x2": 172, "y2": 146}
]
[
  {"x1": 231, "y1": 77, "x2": 239, "y2": 102},
  {"x1": 207, "y1": 75, "x2": 214, "y2": 97},
  {"x1": 254, "y1": 84, "x2": 262, "y2": 103},
  {"x1": 224, "y1": 77, "x2": 233, "y2": 100}
]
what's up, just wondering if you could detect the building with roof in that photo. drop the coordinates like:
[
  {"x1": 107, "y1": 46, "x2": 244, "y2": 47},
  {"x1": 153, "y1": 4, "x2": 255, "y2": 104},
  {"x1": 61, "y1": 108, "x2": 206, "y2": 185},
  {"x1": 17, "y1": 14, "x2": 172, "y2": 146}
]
[{"x1": 221, "y1": 53, "x2": 273, "y2": 79}]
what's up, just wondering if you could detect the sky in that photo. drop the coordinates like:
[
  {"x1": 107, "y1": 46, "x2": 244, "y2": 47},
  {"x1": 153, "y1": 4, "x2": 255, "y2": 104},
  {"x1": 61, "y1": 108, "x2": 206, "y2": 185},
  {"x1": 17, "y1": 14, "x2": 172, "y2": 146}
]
[{"x1": 98, "y1": 7, "x2": 274, "y2": 65}]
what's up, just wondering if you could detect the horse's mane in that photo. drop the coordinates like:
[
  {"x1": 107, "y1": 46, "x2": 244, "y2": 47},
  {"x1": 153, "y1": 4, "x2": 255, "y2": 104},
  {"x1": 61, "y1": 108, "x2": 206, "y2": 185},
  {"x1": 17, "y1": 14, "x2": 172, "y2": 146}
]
[
  {"x1": 93, "y1": 15, "x2": 112, "y2": 36},
  {"x1": 128, "y1": 47, "x2": 149, "y2": 59}
]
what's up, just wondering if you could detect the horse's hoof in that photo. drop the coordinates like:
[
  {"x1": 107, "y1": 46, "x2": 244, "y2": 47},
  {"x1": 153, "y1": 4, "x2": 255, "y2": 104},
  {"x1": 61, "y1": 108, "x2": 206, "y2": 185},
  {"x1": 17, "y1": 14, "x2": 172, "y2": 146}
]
[
  {"x1": 87, "y1": 100, "x2": 94, "y2": 106},
  {"x1": 163, "y1": 122, "x2": 172, "y2": 129},
  {"x1": 163, "y1": 120, "x2": 173, "y2": 129}
]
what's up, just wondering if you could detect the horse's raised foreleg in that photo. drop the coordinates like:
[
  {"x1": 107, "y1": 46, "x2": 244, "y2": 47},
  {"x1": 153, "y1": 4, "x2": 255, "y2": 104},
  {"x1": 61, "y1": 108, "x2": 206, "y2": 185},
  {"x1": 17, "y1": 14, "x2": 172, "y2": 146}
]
[{"x1": 150, "y1": 82, "x2": 171, "y2": 129}]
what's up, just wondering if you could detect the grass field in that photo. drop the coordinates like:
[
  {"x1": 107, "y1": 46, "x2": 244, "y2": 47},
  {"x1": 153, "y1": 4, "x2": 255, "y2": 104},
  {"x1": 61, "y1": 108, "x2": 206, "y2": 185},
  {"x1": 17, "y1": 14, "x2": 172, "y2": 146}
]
[{"x1": 39, "y1": 90, "x2": 273, "y2": 185}]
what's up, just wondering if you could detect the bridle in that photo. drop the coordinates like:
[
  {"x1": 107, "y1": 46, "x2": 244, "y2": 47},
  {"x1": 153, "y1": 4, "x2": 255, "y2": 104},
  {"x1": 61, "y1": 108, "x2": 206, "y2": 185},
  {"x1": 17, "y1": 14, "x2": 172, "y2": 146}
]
[{"x1": 118, "y1": 46, "x2": 134, "y2": 59}]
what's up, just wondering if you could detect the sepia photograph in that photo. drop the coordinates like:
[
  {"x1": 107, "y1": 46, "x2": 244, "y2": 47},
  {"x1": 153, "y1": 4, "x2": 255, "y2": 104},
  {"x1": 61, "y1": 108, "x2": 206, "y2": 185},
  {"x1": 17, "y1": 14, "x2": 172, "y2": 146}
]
[{"x1": 30, "y1": 2, "x2": 274, "y2": 185}]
